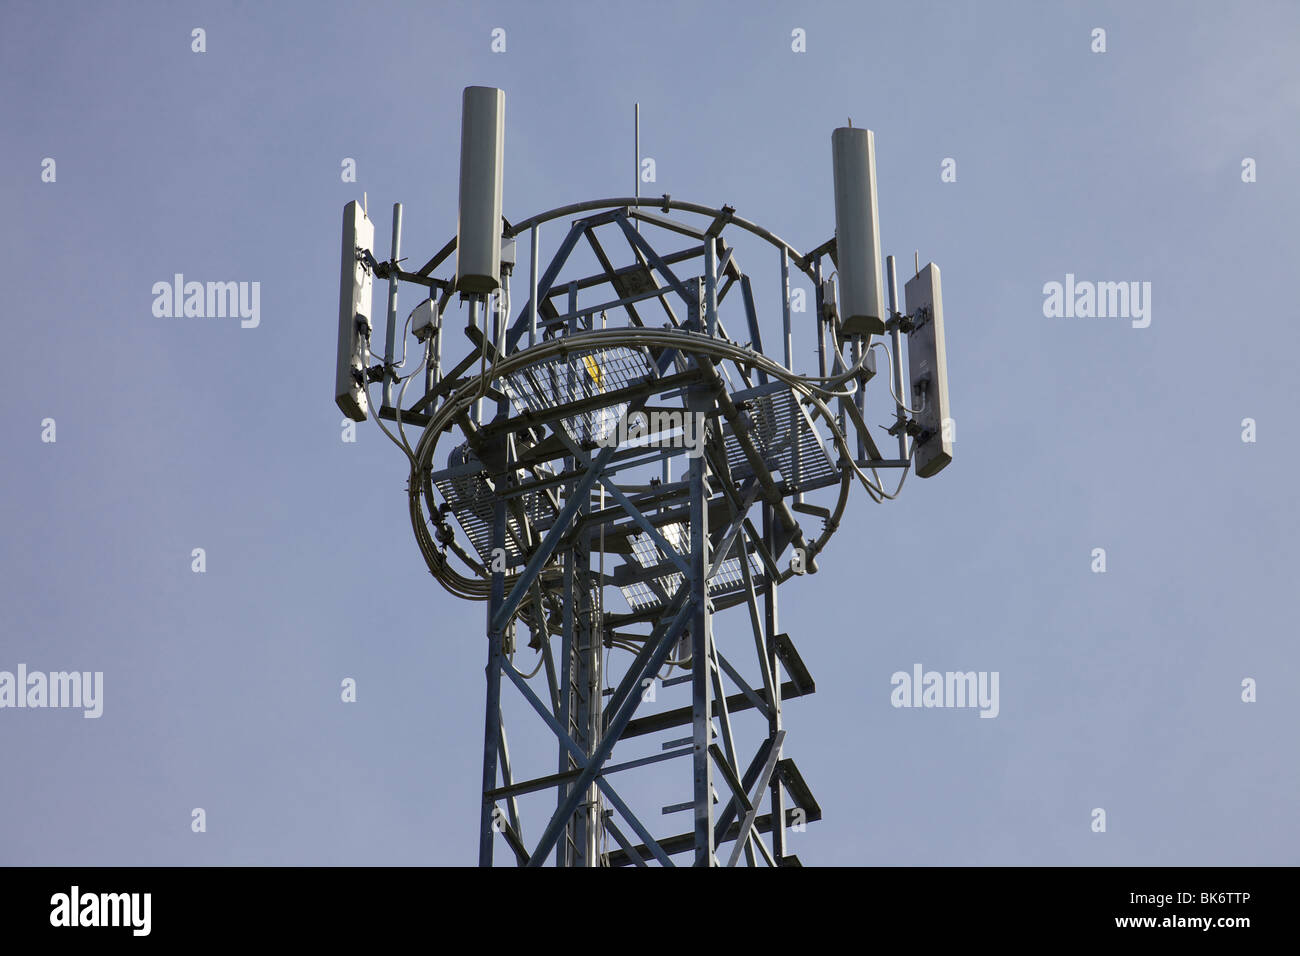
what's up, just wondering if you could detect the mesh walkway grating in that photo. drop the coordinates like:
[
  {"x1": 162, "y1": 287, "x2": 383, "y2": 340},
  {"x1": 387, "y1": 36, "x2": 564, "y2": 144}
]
[
  {"x1": 722, "y1": 385, "x2": 837, "y2": 493},
  {"x1": 498, "y1": 345, "x2": 655, "y2": 448},
  {"x1": 618, "y1": 520, "x2": 762, "y2": 612},
  {"x1": 433, "y1": 466, "x2": 556, "y2": 567}
]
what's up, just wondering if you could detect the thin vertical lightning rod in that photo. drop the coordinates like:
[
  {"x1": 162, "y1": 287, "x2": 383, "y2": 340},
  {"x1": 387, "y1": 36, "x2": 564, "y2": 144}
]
[
  {"x1": 887, "y1": 255, "x2": 908, "y2": 460},
  {"x1": 382, "y1": 202, "x2": 402, "y2": 408},
  {"x1": 634, "y1": 103, "x2": 640, "y2": 233}
]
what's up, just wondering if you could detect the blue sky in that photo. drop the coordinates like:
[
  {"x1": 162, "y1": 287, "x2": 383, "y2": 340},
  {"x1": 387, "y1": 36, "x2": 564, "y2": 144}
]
[{"x1": 2, "y1": 0, "x2": 1297, "y2": 865}]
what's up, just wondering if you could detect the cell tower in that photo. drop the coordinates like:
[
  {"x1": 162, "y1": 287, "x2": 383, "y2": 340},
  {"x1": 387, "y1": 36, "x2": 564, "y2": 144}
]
[{"x1": 334, "y1": 87, "x2": 951, "y2": 866}]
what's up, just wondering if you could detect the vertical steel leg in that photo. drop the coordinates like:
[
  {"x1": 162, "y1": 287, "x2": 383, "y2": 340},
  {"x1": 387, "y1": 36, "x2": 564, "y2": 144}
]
[
  {"x1": 479, "y1": 496, "x2": 507, "y2": 866},
  {"x1": 764, "y1": 502, "x2": 787, "y2": 864},
  {"x1": 689, "y1": 415, "x2": 715, "y2": 866},
  {"x1": 557, "y1": 541, "x2": 575, "y2": 867},
  {"x1": 558, "y1": 446, "x2": 598, "y2": 865},
  {"x1": 574, "y1": 525, "x2": 598, "y2": 865}
]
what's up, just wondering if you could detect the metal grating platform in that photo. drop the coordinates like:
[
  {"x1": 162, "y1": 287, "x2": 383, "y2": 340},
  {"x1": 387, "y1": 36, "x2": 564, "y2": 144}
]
[
  {"x1": 498, "y1": 344, "x2": 655, "y2": 448},
  {"x1": 433, "y1": 462, "x2": 556, "y2": 567},
  {"x1": 722, "y1": 383, "x2": 838, "y2": 493},
  {"x1": 618, "y1": 520, "x2": 762, "y2": 612}
]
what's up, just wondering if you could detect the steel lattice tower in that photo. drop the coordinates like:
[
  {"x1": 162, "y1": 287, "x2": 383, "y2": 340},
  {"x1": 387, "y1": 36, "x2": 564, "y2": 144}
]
[{"x1": 333, "y1": 87, "x2": 951, "y2": 866}]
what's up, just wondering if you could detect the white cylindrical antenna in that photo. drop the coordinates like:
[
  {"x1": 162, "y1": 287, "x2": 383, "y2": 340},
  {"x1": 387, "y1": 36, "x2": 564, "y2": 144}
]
[
  {"x1": 456, "y1": 86, "x2": 505, "y2": 294},
  {"x1": 831, "y1": 127, "x2": 885, "y2": 336}
]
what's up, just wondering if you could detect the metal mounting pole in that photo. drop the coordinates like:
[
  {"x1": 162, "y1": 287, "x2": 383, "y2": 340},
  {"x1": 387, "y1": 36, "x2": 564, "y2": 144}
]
[
  {"x1": 853, "y1": 335, "x2": 866, "y2": 461},
  {"x1": 470, "y1": 296, "x2": 486, "y2": 424},
  {"x1": 528, "y1": 224, "x2": 539, "y2": 349},
  {"x1": 427, "y1": 298, "x2": 443, "y2": 395},
  {"x1": 815, "y1": 259, "x2": 827, "y2": 378},
  {"x1": 704, "y1": 239, "x2": 718, "y2": 336},
  {"x1": 887, "y1": 255, "x2": 908, "y2": 460},
  {"x1": 382, "y1": 202, "x2": 402, "y2": 408},
  {"x1": 780, "y1": 248, "x2": 793, "y2": 369}
]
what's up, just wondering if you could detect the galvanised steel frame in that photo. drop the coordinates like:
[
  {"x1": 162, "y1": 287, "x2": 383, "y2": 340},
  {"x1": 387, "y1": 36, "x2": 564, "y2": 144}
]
[{"x1": 368, "y1": 198, "x2": 910, "y2": 866}]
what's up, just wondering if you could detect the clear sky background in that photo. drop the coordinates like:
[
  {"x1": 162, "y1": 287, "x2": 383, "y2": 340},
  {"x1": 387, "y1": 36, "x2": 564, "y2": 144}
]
[{"x1": 2, "y1": 0, "x2": 1297, "y2": 866}]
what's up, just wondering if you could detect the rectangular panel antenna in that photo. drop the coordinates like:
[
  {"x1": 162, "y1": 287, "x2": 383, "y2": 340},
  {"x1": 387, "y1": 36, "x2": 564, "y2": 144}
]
[
  {"x1": 904, "y1": 263, "x2": 952, "y2": 478},
  {"x1": 336, "y1": 200, "x2": 375, "y2": 422}
]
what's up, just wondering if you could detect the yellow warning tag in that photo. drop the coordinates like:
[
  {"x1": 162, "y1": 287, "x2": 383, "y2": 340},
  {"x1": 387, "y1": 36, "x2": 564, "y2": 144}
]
[{"x1": 582, "y1": 354, "x2": 603, "y2": 390}]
